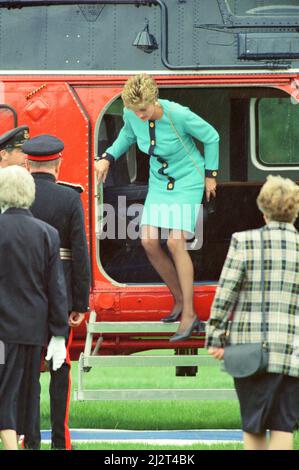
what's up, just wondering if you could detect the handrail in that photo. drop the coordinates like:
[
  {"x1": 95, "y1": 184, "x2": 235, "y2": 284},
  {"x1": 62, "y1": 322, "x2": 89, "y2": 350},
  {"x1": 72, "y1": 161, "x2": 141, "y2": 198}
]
[{"x1": 0, "y1": 104, "x2": 18, "y2": 126}]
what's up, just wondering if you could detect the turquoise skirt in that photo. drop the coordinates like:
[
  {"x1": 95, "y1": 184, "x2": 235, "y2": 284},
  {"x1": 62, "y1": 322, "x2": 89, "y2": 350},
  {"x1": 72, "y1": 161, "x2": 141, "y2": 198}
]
[{"x1": 140, "y1": 158, "x2": 205, "y2": 235}]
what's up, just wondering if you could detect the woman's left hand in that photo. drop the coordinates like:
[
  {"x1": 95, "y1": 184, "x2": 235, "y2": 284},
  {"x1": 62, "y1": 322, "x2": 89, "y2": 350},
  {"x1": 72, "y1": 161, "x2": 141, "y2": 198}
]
[
  {"x1": 208, "y1": 347, "x2": 224, "y2": 360},
  {"x1": 205, "y1": 177, "x2": 217, "y2": 202}
]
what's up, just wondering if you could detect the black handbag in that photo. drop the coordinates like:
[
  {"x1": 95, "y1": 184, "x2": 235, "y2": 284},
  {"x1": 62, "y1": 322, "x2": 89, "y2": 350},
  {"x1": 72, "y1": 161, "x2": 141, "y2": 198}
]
[{"x1": 223, "y1": 228, "x2": 269, "y2": 378}]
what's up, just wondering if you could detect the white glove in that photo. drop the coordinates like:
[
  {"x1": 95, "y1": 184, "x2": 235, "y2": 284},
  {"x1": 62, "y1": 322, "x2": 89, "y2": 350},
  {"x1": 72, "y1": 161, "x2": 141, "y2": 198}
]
[{"x1": 45, "y1": 336, "x2": 66, "y2": 371}]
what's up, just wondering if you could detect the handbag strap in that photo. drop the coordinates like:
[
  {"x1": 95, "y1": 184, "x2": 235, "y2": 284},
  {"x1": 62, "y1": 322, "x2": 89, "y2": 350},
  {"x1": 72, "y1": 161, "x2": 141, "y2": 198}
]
[
  {"x1": 225, "y1": 227, "x2": 268, "y2": 346},
  {"x1": 168, "y1": 105, "x2": 205, "y2": 180},
  {"x1": 260, "y1": 227, "x2": 268, "y2": 346}
]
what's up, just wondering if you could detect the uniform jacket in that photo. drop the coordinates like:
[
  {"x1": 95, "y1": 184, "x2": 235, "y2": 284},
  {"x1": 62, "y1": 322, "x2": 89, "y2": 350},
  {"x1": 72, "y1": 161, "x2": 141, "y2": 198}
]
[
  {"x1": 0, "y1": 208, "x2": 69, "y2": 346},
  {"x1": 31, "y1": 173, "x2": 90, "y2": 313},
  {"x1": 206, "y1": 222, "x2": 299, "y2": 377}
]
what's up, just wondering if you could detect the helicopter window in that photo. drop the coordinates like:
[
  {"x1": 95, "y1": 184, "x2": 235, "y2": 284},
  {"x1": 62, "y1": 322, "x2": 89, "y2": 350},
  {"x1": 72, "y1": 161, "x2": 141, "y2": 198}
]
[
  {"x1": 98, "y1": 99, "x2": 137, "y2": 186},
  {"x1": 226, "y1": 0, "x2": 299, "y2": 17},
  {"x1": 255, "y1": 97, "x2": 299, "y2": 166}
]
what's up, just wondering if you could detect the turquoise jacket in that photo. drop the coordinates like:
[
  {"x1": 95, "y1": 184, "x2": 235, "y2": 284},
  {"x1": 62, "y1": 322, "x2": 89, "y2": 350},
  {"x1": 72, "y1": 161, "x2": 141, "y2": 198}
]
[
  {"x1": 106, "y1": 99, "x2": 219, "y2": 181},
  {"x1": 105, "y1": 99, "x2": 219, "y2": 232}
]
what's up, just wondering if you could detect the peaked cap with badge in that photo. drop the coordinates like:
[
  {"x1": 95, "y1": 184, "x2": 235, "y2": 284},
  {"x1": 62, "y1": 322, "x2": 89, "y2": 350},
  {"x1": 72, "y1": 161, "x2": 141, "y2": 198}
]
[
  {"x1": 22, "y1": 134, "x2": 64, "y2": 160},
  {"x1": 24, "y1": 134, "x2": 83, "y2": 193},
  {"x1": 0, "y1": 125, "x2": 30, "y2": 151}
]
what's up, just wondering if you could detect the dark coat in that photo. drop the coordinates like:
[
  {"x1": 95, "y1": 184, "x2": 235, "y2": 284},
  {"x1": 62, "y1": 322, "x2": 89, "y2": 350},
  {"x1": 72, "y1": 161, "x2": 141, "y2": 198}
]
[
  {"x1": 0, "y1": 208, "x2": 69, "y2": 346},
  {"x1": 31, "y1": 173, "x2": 90, "y2": 313}
]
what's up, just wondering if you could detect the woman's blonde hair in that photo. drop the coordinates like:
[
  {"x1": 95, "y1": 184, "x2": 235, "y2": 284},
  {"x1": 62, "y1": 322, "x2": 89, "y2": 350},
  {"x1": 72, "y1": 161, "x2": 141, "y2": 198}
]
[
  {"x1": 0, "y1": 165, "x2": 35, "y2": 209},
  {"x1": 121, "y1": 73, "x2": 158, "y2": 107},
  {"x1": 257, "y1": 175, "x2": 299, "y2": 223}
]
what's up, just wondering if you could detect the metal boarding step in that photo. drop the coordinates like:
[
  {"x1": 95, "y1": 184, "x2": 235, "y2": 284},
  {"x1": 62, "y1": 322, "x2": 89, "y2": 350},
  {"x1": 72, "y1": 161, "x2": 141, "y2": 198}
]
[{"x1": 74, "y1": 310, "x2": 237, "y2": 401}]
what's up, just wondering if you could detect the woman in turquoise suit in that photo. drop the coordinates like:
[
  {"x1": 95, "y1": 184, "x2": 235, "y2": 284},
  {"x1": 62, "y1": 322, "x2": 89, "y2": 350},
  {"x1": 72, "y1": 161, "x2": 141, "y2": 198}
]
[{"x1": 95, "y1": 74, "x2": 219, "y2": 341}]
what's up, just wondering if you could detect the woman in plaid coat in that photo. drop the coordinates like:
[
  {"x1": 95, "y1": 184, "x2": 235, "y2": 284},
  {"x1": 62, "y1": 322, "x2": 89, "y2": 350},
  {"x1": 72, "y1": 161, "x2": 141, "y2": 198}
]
[{"x1": 206, "y1": 175, "x2": 299, "y2": 451}]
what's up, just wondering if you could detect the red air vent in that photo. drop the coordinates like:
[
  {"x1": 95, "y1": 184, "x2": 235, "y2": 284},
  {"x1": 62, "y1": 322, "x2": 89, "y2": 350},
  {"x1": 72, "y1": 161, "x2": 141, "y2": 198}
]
[{"x1": 25, "y1": 97, "x2": 50, "y2": 121}]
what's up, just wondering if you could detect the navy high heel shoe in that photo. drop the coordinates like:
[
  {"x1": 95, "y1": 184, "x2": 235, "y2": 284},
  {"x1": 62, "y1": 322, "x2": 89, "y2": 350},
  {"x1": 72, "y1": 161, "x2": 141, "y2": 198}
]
[
  {"x1": 169, "y1": 318, "x2": 204, "y2": 342},
  {"x1": 161, "y1": 310, "x2": 182, "y2": 323}
]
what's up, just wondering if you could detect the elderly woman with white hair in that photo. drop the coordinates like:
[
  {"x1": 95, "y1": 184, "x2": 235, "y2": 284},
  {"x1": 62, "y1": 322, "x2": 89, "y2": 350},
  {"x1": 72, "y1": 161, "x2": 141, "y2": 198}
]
[
  {"x1": 0, "y1": 166, "x2": 69, "y2": 450},
  {"x1": 206, "y1": 175, "x2": 299, "y2": 451}
]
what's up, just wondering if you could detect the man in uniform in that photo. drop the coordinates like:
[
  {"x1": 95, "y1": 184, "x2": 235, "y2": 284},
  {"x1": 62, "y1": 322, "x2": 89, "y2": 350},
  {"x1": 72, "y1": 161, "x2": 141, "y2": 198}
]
[
  {"x1": 0, "y1": 166, "x2": 69, "y2": 450},
  {"x1": 0, "y1": 125, "x2": 29, "y2": 167},
  {"x1": 22, "y1": 134, "x2": 91, "y2": 450}
]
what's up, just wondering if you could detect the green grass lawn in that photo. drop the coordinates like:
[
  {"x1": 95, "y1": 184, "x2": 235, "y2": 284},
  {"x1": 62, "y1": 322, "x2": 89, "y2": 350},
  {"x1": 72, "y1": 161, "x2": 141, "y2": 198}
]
[
  {"x1": 38, "y1": 442, "x2": 244, "y2": 450},
  {"x1": 1, "y1": 351, "x2": 299, "y2": 450},
  {"x1": 38, "y1": 352, "x2": 242, "y2": 449},
  {"x1": 41, "y1": 352, "x2": 240, "y2": 431}
]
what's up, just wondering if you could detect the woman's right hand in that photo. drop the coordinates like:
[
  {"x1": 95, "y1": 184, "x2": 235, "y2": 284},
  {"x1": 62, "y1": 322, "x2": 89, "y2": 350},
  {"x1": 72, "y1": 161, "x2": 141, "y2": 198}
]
[
  {"x1": 208, "y1": 347, "x2": 224, "y2": 360},
  {"x1": 95, "y1": 159, "x2": 110, "y2": 183}
]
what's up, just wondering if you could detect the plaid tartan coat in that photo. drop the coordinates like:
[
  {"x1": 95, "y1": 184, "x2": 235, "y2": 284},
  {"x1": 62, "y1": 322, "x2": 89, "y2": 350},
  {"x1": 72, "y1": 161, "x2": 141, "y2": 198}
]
[{"x1": 205, "y1": 221, "x2": 299, "y2": 377}]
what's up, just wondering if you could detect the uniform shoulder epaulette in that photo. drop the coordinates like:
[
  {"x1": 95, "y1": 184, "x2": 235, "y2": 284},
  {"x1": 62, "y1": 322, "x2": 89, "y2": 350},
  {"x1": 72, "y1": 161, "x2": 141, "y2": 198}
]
[{"x1": 57, "y1": 180, "x2": 84, "y2": 193}]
